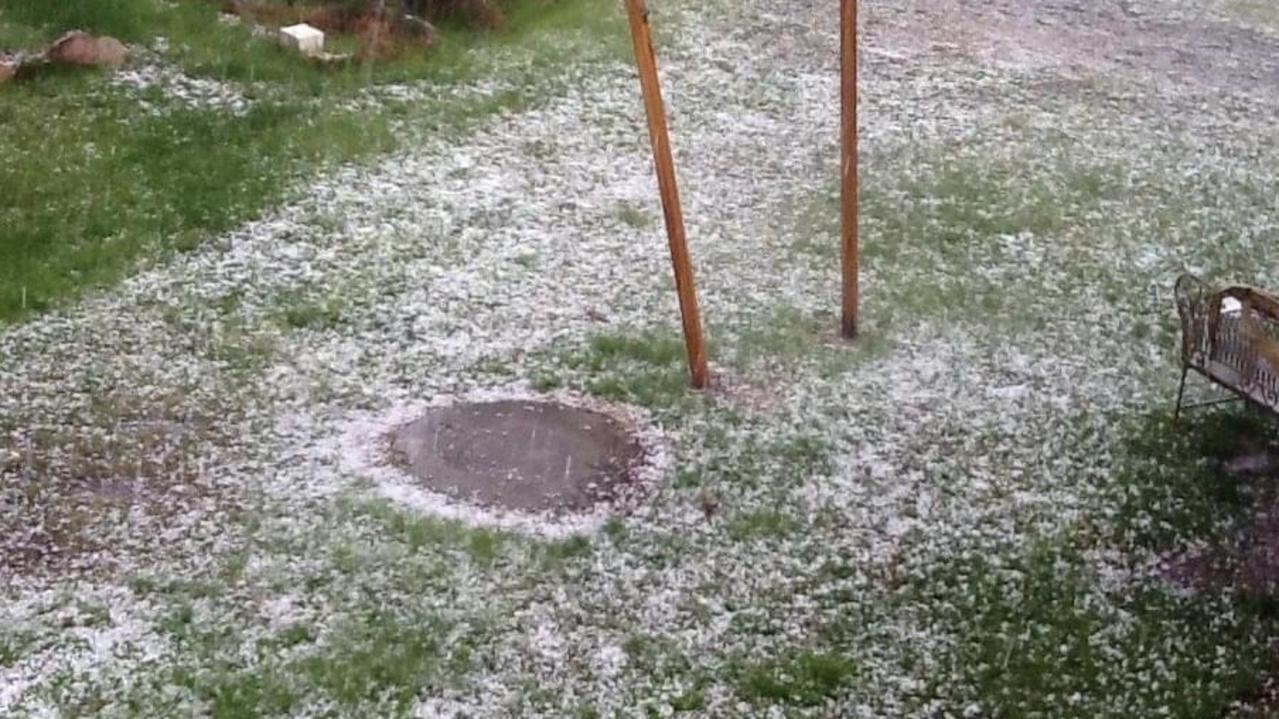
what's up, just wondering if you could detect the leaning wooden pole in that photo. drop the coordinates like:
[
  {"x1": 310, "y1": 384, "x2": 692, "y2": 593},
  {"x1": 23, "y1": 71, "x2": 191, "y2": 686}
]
[
  {"x1": 840, "y1": 0, "x2": 860, "y2": 339},
  {"x1": 624, "y1": 0, "x2": 711, "y2": 389}
]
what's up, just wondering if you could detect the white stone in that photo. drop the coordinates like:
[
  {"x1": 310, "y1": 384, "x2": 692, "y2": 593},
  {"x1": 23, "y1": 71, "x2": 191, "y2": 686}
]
[{"x1": 279, "y1": 24, "x2": 324, "y2": 57}]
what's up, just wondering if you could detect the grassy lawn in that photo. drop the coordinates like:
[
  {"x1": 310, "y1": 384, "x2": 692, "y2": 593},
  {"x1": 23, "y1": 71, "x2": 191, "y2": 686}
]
[
  {"x1": 0, "y1": 0, "x2": 628, "y2": 323},
  {"x1": 5, "y1": 0, "x2": 1279, "y2": 716}
]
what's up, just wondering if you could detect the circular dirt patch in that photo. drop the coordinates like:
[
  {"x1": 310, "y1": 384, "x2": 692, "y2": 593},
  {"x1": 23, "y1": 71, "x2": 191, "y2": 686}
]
[{"x1": 389, "y1": 400, "x2": 644, "y2": 514}]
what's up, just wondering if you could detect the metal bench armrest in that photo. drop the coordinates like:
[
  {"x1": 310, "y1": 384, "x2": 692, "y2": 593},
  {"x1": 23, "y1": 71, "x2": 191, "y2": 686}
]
[{"x1": 1219, "y1": 285, "x2": 1279, "y2": 322}]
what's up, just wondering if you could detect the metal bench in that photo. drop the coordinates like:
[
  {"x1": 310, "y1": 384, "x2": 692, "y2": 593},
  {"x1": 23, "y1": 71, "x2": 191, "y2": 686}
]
[{"x1": 1174, "y1": 274, "x2": 1279, "y2": 420}]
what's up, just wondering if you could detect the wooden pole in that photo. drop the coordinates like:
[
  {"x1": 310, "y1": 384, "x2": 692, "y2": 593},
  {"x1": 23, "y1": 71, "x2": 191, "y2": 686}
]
[
  {"x1": 840, "y1": 0, "x2": 860, "y2": 339},
  {"x1": 624, "y1": 0, "x2": 710, "y2": 389}
]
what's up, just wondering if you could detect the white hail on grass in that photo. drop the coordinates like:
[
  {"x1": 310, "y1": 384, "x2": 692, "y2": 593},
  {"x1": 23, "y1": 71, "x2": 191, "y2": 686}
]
[{"x1": 3, "y1": 0, "x2": 1279, "y2": 716}]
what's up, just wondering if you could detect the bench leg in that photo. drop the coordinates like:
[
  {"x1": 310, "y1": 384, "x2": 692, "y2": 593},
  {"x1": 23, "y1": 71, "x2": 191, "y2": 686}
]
[{"x1": 1174, "y1": 365, "x2": 1189, "y2": 423}]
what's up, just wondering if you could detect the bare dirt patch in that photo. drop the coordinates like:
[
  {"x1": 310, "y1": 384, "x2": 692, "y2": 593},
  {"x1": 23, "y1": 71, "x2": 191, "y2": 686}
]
[
  {"x1": 872, "y1": 0, "x2": 1279, "y2": 94},
  {"x1": 1168, "y1": 449, "x2": 1279, "y2": 596},
  {"x1": 0, "y1": 388, "x2": 239, "y2": 580},
  {"x1": 391, "y1": 399, "x2": 644, "y2": 513}
]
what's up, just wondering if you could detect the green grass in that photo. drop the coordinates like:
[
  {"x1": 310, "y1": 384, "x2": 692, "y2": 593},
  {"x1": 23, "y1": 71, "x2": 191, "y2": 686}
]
[
  {"x1": 36, "y1": 500, "x2": 496, "y2": 715},
  {"x1": 98, "y1": 605, "x2": 446, "y2": 716},
  {"x1": 0, "y1": 629, "x2": 36, "y2": 667},
  {"x1": 301, "y1": 610, "x2": 446, "y2": 710},
  {"x1": 725, "y1": 508, "x2": 802, "y2": 541},
  {"x1": 734, "y1": 408, "x2": 1279, "y2": 717},
  {"x1": 736, "y1": 650, "x2": 859, "y2": 707},
  {"x1": 200, "y1": 669, "x2": 300, "y2": 719},
  {"x1": 1228, "y1": 0, "x2": 1279, "y2": 30},
  {"x1": 589, "y1": 331, "x2": 687, "y2": 366},
  {"x1": 670, "y1": 685, "x2": 708, "y2": 712},
  {"x1": 1111, "y1": 409, "x2": 1270, "y2": 549},
  {"x1": 0, "y1": 0, "x2": 628, "y2": 323},
  {"x1": 534, "y1": 329, "x2": 701, "y2": 410},
  {"x1": 791, "y1": 138, "x2": 1124, "y2": 333},
  {"x1": 792, "y1": 119, "x2": 1278, "y2": 341},
  {"x1": 538, "y1": 534, "x2": 594, "y2": 569},
  {"x1": 0, "y1": 12, "x2": 44, "y2": 49},
  {"x1": 208, "y1": 317, "x2": 281, "y2": 371},
  {"x1": 354, "y1": 498, "x2": 511, "y2": 564},
  {"x1": 725, "y1": 303, "x2": 894, "y2": 379},
  {"x1": 0, "y1": 0, "x2": 163, "y2": 45},
  {"x1": 667, "y1": 416, "x2": 834, "y2": 497},
  {"x1": 0, "y1": 92, "x2": 393, "y2": 320},
  {"x1": 912, "y1": 537, "x2": 1274, "y2": 718},
  {"x1": 905, "y1": 409, "x2": 1279, "y2": 717},
  {"x1": 273, "y1": 291, "x2": 347, "y2": 330},
  {"x1": 615, "y1": 201, "x2": 654, "y2": 229},
  {"x1": 796, "y1": 148, "x2": 1118, "y2": 264}
]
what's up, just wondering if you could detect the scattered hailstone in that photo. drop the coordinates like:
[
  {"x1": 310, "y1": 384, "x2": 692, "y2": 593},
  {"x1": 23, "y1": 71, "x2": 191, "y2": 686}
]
[
  {"x1": 110, "y1": 59, "x2": 253, "y2": 116},
  {"x1": 3, "y1": 0, "x2": 1277, "y2": 715}
]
